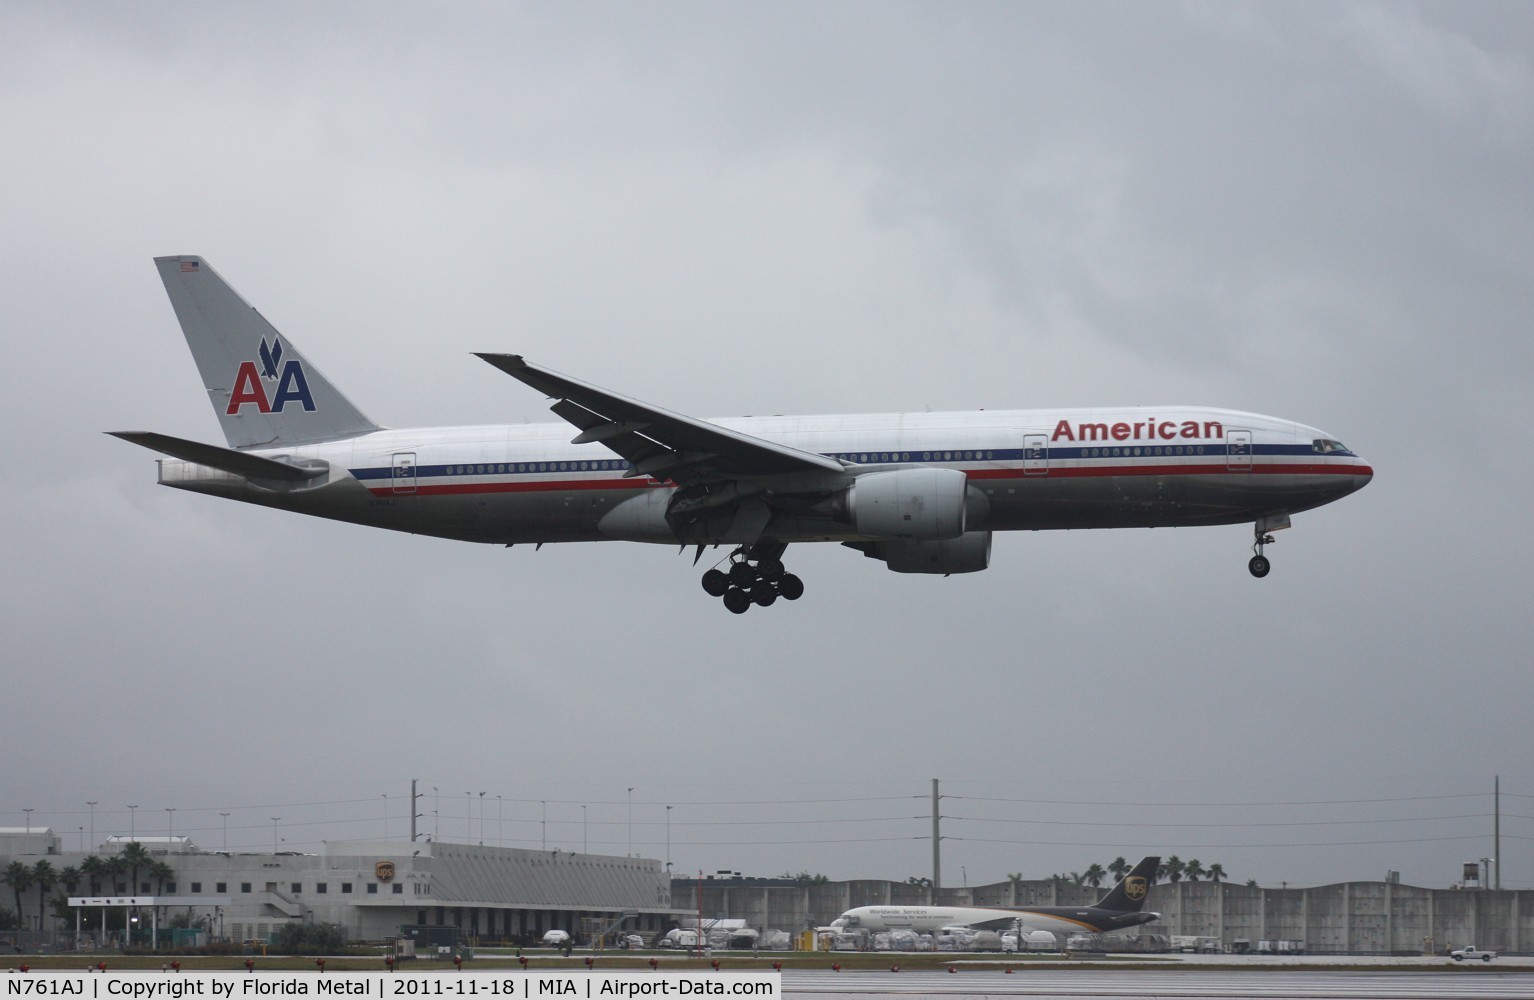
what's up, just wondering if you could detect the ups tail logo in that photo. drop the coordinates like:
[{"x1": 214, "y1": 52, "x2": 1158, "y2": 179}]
[
  {"x1": 1123, "y1": 876, "x2": 1148, "y2": 902},
  {"x1": 375, "y1": 861, "x2": 395, "y2": 882}
]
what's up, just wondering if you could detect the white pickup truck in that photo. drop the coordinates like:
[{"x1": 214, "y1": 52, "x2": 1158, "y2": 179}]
[{"x1": 1451, "y1": 945, "x2": 1496, "y2": 962}]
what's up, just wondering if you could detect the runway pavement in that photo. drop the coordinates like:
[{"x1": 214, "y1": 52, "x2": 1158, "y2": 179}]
[{"x1": 782, "y1": 966, "x2": 1534, "y2": 998}]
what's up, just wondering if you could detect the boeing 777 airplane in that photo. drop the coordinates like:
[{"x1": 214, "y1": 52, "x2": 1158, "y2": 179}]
[
  {"x1": 113, "y1": 256, "x2": 1373, "y2": 612},
  {"x1": 834, "y1": 856, "x2": 1161, "y2": 937}
]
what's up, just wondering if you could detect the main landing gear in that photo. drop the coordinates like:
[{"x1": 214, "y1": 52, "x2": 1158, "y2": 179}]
[{"x1": 700, "y1": 541, "x2": 804, "y2": 613}]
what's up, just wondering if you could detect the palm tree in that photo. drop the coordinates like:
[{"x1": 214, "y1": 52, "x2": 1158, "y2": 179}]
[
  {"x1": 60, "y1": 866, "x2": 81, "y2": 896},
  {"x1": 120, "y1": 842, "x2": 152, "y2": 895},
  {"x1": 3, "y1": 862, "x2": 32, "y2": 923},
  {"x1": 1163, "y1": 856, "x2": 1185, "y2": 883},
  {"x1": 1006, "y1": 873, "x2": 1022, "y2": 882},
  {"x1": 105, "y1": 855, "x2": 128, "y2": 894},
  {"x1": 32, "y1": 861, "x2": 55, "y2": 933},
  {"x1": 1107, "y1": 857, "x2": 1130, "y2": 882},
  {"x1": 1183, "y1": 859, "x2": 1205, "y2": 882},
  {"x1": 1207, "y1": 863, "x2": 1226, "y2": 884},
  {"x1": 80, "y1": 855, "x2": 106, "y2": 895},
  {"x1": 145, "y1": 859, "x2": 174, "y2": 926},
  {"x1": 1083, "y1": 863, "x2": 1106, "y2": 888}
]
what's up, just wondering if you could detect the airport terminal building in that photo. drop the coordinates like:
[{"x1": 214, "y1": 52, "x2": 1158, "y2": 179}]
[{"x1": 1, "y1": 829, "x2": 679, "y2": 946}]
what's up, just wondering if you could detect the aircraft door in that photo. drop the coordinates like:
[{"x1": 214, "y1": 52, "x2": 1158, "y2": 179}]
[
  {"x1": 1023, "y1": 434, "x2": 1048, "y2": 475},
  {"x1": 1226, "y1": 431, "x2": 1252, "y2": 471},
  {"x1": 391, "y1": 452, "x2": 418, "y2": 494}
]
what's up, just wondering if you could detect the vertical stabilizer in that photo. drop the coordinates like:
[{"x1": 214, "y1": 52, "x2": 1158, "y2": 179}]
[
  {"x1": 1095, "y1": 856, "x2": 1159, "y2": 913},
  {"x1": 155, "y1": 255, "x2": 379, "y2": 448}
]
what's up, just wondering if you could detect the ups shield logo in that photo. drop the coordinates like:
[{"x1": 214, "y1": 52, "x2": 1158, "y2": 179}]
[
  {"x1": 375, "y1": 861, "x2": 395, "y2": 883},
  {"x1": 1123, "y1": 876, "x2": 1148, "y2": 902}
]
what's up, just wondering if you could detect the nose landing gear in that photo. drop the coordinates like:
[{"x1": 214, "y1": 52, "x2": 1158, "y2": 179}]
[
  {"x1": 1247, "y1": 514, "x2": 1291, "y2": 578},
  {"x1": 700, "y1": 541, "x2": 803, "y2": 612},
  {"x1": 1249, "y1": 530, "x2": 1275, "y2": 578}
]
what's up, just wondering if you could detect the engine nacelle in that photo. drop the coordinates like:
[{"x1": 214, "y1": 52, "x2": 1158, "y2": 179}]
[
  {"x1": 862, "y1": 531, "x2": 992, "y2": 574},
  {"x1": 842, "y1": 468, "x2": 968, "y2": 540}
]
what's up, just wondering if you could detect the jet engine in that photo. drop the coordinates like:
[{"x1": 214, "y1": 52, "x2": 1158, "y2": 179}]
[
  {"x1": 839, "y1": 468, "x2": 968, "y2": 540},
  {"x1": 854, "y1": 530, "x2": 992, "y2": 574}
]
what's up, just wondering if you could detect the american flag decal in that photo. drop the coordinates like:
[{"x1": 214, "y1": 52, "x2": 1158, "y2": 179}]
[{"x1": 181, "y1": 260, "x2": 199, "y2": 272}]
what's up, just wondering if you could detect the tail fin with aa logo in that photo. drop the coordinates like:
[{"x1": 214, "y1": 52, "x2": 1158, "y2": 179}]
[{"x1": 154, "y1": 255, "x2": 379, "y2": 449}]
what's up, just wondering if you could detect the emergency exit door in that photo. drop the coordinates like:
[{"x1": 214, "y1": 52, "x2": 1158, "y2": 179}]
[
  {"x1": 391, "y1": 452, "x2": 418, "y2": 494},
  {"x1": 1226, "y1": 431, "x2": 1252, "y2": 471}
]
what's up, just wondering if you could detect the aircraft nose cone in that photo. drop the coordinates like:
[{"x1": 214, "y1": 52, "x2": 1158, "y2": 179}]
[{"x1": 1352, "y1": 458, "x2": 1374, "y2": 492}]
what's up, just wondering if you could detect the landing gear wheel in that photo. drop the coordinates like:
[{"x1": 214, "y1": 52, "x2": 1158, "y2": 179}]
[
  {"x1": 701, "y1": 568, "x2": 729, "y2": 597},
  {"x1": 1248, "y1": 554, "x2": 1271, "y2": 578},
  {"x1": 728, "y1": 561, "x2": 757, "y2": 588},
  {"x1": 711, "y1": 541, "x2": 799, "y2": 610}
]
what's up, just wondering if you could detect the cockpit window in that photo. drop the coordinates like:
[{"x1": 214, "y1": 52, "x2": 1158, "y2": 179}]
[{"x1": 1312, "y1": 439, "x2": 1350, "y2": 455}]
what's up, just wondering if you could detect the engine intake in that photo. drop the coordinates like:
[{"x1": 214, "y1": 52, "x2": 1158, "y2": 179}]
[{"x1": 841, "y1": 468, "x2": 968, "y2": 540}]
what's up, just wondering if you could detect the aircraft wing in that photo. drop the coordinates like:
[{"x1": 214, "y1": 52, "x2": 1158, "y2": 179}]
[{"x1": 476, "y1": 354, "x2": 845, "y2": 483}]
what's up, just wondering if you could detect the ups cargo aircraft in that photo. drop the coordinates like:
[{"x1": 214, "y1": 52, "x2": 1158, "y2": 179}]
[
  {"x1": 113, "y1": 256, "x2": 1373, "y2": 613},
  {"x1": 834, "y1": 856, "x2": 1161, "y2": 937}
]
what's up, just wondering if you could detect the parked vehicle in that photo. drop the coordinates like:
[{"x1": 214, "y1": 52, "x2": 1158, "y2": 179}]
[{"x1": 1451, "y1": 945, "x2": 1496, "y2": 962}]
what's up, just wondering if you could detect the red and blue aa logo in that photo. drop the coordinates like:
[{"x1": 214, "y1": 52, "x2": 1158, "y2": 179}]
[{"x1": 226, "y1": 337, "x2": 315, "y2": 414}]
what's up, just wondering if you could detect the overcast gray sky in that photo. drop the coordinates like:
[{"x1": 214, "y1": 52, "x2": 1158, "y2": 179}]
[{"x1": 4, "y1": 1, "x2": 1531, "y2": 891}]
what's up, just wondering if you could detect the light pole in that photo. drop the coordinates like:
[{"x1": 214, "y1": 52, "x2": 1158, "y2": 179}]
[
  {"x1": 433, "y1": 787, "x2": 440, "y2": 841},
  {"x1": 496, "y1": 795, "x2": 503, "y2": 847},
  {"x1": 22, "y1": 808, "x2": 32, "y2": 837},
  {"x1": 666, "y1": 806, "x2": 672, "y2": 873},
  {"x1": 541, "y1": 801, "x2": 546, "y2": 851},
  {"x1": 582, "y1": 805, "x2": 587, "y2": 854},
  {"x1": 127, "y1": 804, "x2": 138, "y2": 841},
  {"x1": 87, "y1": 801, "x2": 97, "y2": 851},
  {"x1": 271, "y1": 817, "x2": 281, "y2": 853},
  {"x1": 166, "y1": 808, "x2": 176, "y2": 848},
  {"x1": 220, "y1": 813, "x2": 229, "y2": 851},
  {"x1": 627, "y1": 788, "x2": 634, "y2": 857},
  {"x1": 478, "y1": 792, "x2": 486, "y2": 846}
]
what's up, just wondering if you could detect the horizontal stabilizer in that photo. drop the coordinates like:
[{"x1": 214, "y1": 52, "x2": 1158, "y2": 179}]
[{"x1": 107, "y1": 431, "x2": 326, "y2": 482}]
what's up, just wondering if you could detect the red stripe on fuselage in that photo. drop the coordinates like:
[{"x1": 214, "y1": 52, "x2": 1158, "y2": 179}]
[
  {"x1": 362, "y1": 476, "x2": 660, "y2": 497},
  {"x1": 967, "y1": 462, "x2": 1370, "y2": 480},
  {"x1": 360, "y1": 461, "x2": 1370, "y2": 497}
]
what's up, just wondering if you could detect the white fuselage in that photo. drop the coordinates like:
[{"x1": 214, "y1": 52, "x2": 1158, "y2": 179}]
[
  {"x1": 155, "y1": 405, "x2": 1373, "y2": 547},
  {"x1": 838, "y1": 903, "x2": 1133, "y2": 936}
]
